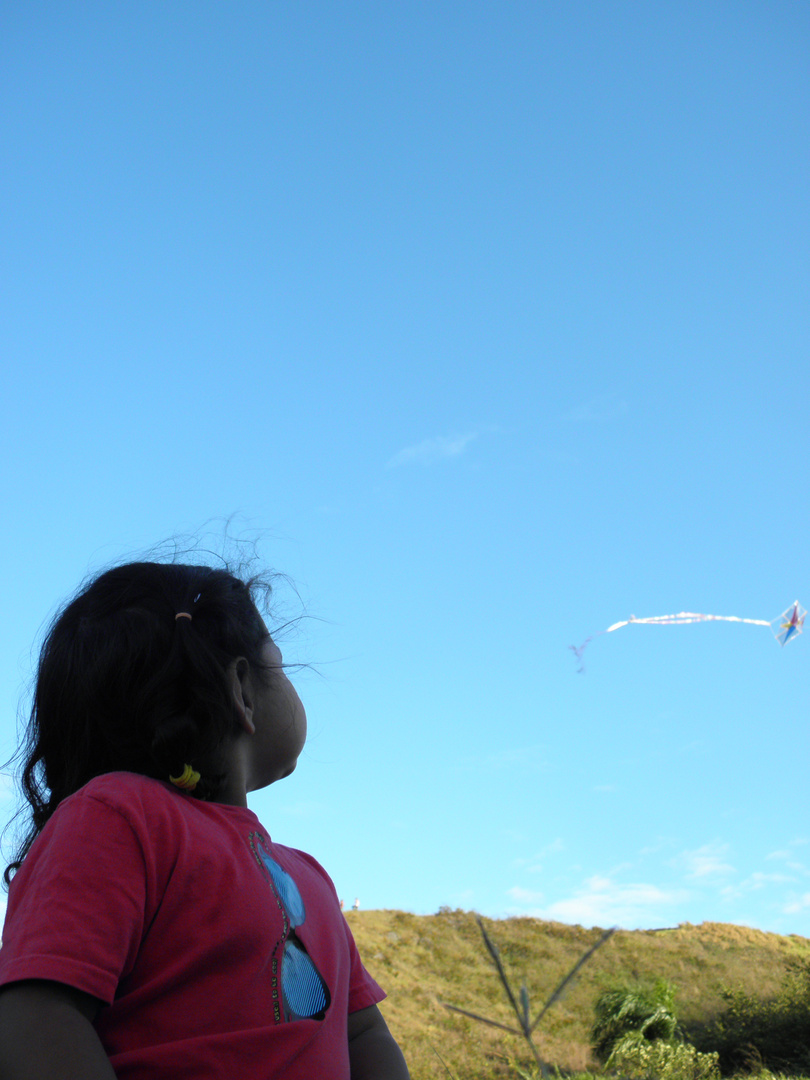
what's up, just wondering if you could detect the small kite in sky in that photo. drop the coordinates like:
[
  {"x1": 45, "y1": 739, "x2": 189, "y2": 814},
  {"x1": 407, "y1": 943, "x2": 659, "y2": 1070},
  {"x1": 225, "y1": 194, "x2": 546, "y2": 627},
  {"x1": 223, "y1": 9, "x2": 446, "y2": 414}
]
[{"x1": 571, "y1": 601, "x2": 805, "y2": 672}]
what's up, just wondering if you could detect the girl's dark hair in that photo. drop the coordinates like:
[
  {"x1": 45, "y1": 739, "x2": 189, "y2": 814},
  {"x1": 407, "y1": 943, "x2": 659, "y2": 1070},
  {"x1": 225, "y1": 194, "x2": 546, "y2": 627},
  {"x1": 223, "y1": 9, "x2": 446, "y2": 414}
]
[{"x1": 5, "y1": 561, "x2": 273, "y2": 884}]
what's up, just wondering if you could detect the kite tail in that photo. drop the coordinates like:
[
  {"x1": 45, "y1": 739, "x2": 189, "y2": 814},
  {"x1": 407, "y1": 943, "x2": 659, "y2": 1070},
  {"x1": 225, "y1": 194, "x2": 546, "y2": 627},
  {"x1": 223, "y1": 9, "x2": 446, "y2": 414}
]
[{"x1": 569, "y1": 638, "x2": 595, "y2": 673}]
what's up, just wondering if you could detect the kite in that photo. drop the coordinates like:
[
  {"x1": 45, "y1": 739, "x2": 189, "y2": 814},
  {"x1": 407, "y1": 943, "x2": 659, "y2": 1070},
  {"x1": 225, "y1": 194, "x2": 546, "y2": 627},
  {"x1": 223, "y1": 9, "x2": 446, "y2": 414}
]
[{"x1": 571, "y1": 601, "x2": 805, "y2": 672}]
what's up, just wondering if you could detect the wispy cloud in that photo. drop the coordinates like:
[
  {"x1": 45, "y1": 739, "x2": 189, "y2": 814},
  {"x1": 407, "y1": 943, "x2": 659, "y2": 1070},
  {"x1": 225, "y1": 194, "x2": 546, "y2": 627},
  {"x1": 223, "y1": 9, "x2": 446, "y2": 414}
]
[
  {"x1": 721, "y1": 871, "x2": 795, "y2": 902},
  {"x1": 513, "y1": 838, "x2": 565, "y2": 874},
  {"x1": 387, "y1": 431, "x2": 479, "y2": 468},
  {"x1": 457, "y1": 743, "x2": 549, "y2": 774},
  {"x1": 561, "y1": 393, "x2": 628, "y2": 423},
  {"x1": 767, "y1": 839, "x2": 809, "y2": 865},
  {"x1": 672, "y1": 842, "x2": 735, "y2": 880},
  {"x1": 784, "y1": 892, "x2": 810, "y2": 914},
  {"x1": 508, "y1": 874, "x2": 687, "y2": 929},
  {"x1": 639, "y1": 837, "x2": 680, "y2": 857},
  {"x1": 766, "y1": 844, "x2": 810, "y2": 878},
  {"x1": 508, "y1": 885, "x2": 545, "y2": 905}
]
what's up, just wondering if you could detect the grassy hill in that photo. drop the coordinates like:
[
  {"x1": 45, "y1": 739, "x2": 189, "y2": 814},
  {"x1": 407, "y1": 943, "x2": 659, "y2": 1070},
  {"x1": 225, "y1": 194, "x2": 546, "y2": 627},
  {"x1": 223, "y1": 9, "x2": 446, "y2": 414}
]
[{"x1": 345, "y1": 908, "x2": 810, "y2": 1080}]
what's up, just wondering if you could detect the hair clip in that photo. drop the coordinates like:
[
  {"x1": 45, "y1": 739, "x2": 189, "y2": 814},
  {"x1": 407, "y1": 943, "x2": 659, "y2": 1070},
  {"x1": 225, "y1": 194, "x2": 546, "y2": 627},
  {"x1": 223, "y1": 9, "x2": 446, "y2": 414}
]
[
  {"x1": 175, "y1": 612, "x2": 193, "y2": 621},
  {"x1": 169, "y1": 764, "x2": 201, "y2": 791}
]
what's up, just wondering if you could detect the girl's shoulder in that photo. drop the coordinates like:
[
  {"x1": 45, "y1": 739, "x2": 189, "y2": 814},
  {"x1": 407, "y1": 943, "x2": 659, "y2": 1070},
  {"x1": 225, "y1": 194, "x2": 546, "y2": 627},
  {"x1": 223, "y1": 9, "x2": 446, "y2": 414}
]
[
  {"x1": 12, "y1": 775, "x2": 186, "y2": 902},
  {"x1": 41, "y1": 773, "x2": 183, "y2": 848},
  {"x1": 31, "y1": 774, "x2": 260, "y2": 881},
  {"x1": 63, "y1": 772, "x2": 261, "y2": 836},
  {"x1": 67, "y1": 771, "x2": 175, "y2": 814},
  {"x1": 270, "y1": 841, "x2": 339, "y2": 894}
]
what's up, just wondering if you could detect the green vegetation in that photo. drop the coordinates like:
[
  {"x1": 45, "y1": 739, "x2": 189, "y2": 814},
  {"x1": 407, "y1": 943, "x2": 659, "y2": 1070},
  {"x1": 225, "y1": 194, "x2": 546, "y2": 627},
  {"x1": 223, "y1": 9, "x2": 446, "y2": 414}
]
[
  {"x1": 606, "y1": 1036, "x2": 720, "y2": 1080},
  {"x1": 591, "y1": 978, "x2": 679, "y2": 1061},
  {"x1": 689, "y1": 959, "x2": 810, "y2": 1075},
  {"x1": 344, "y1": 908, "x2": 810, "y2": 1080},
  {"x1": 589, "y1": 976, "x2": 720, "y2": 1079}
]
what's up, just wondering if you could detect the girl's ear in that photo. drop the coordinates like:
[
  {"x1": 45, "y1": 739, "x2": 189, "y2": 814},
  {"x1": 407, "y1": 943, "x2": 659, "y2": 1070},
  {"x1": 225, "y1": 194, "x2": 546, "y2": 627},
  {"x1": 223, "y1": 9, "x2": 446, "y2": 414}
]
[{"x1": 228, "y1": 658, "x2": 256, "y2": 735}]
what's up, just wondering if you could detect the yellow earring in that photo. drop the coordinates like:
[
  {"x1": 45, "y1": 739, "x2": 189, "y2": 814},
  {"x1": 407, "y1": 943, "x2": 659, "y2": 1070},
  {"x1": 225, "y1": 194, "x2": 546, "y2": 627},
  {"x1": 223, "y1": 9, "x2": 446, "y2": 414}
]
[{"x1": 169, "y1": 764, "x2": 201, "y2": 791}]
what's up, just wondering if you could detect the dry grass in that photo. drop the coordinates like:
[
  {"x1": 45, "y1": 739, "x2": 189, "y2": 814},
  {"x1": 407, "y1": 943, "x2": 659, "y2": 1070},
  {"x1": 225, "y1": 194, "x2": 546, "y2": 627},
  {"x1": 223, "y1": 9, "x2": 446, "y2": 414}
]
[{"x1": 344, "y1": 909, "x2": 810, "y2": 1080}]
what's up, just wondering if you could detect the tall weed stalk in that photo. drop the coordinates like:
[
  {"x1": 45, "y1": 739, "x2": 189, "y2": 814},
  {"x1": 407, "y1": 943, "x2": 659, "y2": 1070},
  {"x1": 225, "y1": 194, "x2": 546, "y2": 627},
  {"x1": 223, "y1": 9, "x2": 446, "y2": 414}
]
[{"x1": 441, "y1": 917, "x2": 615, "y2": 1078}]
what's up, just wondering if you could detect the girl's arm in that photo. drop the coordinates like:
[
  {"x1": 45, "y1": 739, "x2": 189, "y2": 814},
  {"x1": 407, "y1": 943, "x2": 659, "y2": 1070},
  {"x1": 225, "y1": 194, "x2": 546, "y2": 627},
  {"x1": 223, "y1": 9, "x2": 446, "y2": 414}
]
[
  {"x1": 0, "y1": 980, "x2": 117, "y2": 1080},
  {"x1": 348, "y1": 1004, "x2": 410, "y2": 1080}
]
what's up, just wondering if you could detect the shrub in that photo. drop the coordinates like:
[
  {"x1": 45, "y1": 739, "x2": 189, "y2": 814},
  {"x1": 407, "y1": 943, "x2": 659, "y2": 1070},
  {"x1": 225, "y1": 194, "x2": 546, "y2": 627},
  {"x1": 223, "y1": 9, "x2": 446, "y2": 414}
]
[
  {"x1": 607, "y1": 1032, "x2": 720, "y2": 1080},
  {"x1": 591, "y1": 978, "x2": 679, "y2": 1062},
  {"x1": 690, "y1": 959, "x2": 810, "y2": 1074}
]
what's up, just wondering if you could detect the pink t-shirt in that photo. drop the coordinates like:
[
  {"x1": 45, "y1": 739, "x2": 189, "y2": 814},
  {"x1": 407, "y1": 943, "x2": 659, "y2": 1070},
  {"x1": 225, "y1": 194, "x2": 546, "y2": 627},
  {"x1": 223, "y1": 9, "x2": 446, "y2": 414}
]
[{"x1": 0, "y1": 773, "x2": 384, "y2": 1079}]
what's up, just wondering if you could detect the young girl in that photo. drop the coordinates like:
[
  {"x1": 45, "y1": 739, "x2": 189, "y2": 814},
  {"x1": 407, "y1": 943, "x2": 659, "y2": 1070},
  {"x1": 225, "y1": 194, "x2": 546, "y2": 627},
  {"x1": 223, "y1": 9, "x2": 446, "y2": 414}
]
[{"x1": 0, "y1": 561, "x2": 410, "y2": 1079}]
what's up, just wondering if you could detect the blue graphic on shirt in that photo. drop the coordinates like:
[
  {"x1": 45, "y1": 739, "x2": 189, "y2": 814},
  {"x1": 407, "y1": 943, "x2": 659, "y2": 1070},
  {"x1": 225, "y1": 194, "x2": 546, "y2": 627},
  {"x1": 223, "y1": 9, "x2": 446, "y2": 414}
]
[
  {"x1": 282, "y1": 937, "x2": 330, "y2": 1019},
  {"x1": 253, "y1": 837, "x2": 330, "y2": 1022},
  {"x1": 258, "y1": 848, "x2": 306, "y2": 925}
]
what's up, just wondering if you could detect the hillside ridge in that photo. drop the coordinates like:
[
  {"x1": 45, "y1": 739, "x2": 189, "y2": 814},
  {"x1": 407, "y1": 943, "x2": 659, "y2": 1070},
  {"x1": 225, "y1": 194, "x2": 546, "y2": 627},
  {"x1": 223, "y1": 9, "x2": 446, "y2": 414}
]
[{"x1": 344, "y1": 908, "x2": 810, "y2": 1079}]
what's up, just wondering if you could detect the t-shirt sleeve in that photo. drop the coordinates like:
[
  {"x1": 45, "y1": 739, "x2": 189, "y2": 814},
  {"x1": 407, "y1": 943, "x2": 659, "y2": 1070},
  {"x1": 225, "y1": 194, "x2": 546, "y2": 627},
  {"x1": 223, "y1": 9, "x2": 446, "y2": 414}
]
[{"x1": 0, "y1": 792, "x2": 150, "y2": 1003}]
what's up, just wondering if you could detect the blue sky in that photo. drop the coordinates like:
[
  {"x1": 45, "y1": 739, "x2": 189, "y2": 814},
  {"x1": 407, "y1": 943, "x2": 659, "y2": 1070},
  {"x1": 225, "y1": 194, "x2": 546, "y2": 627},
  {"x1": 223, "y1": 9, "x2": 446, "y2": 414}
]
[{"x1": 2, "y1": 1, "x2": 809, "y2": 935}]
